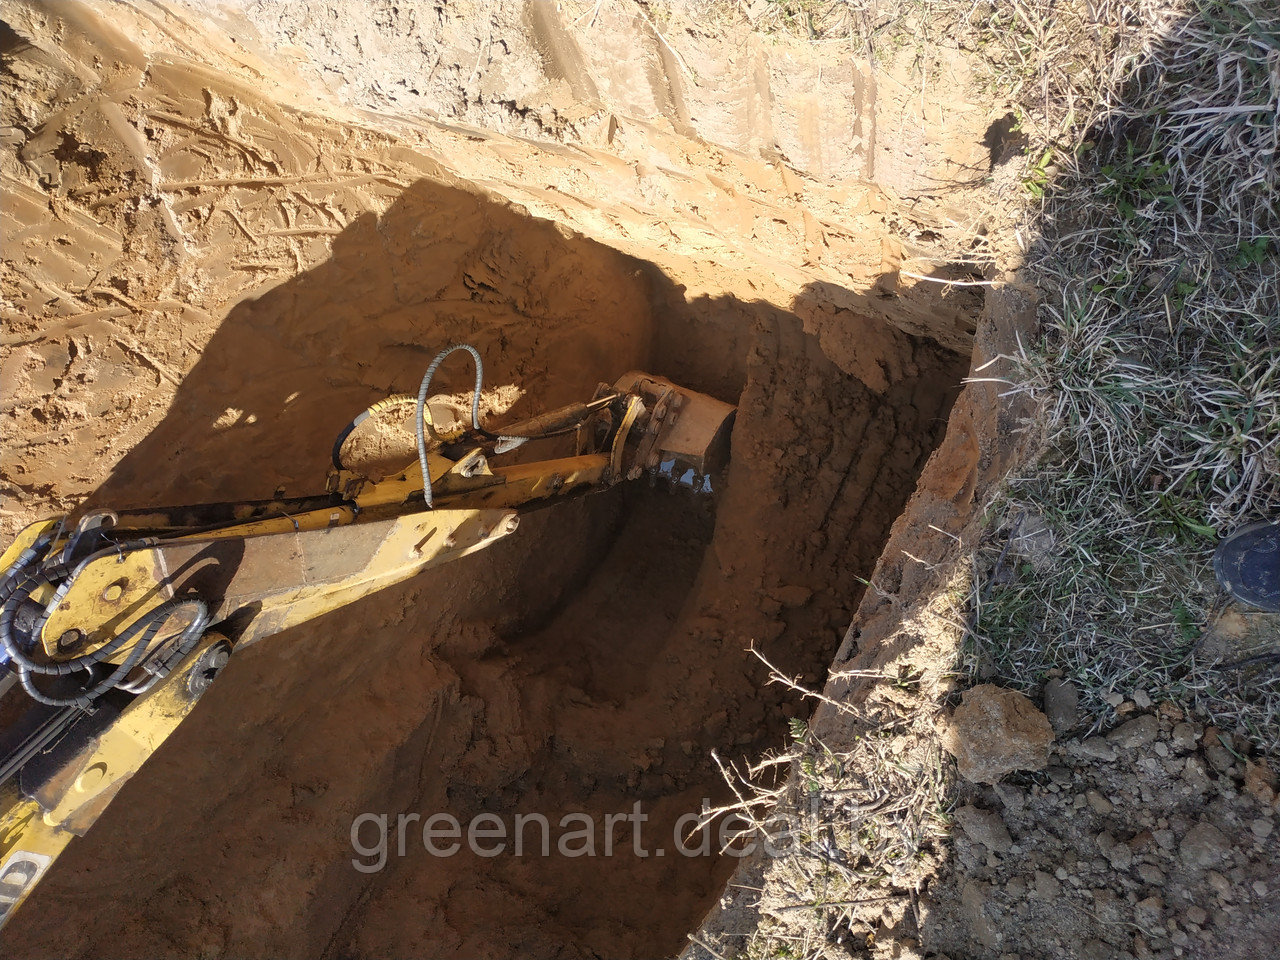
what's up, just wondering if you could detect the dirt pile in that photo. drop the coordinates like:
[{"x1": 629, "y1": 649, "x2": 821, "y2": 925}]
[
  {"x1": 221, "y1": 0, "x2": 877, "y2": 182},
  {"x1": 0, "y1": 1, "x2": 980, "y2": 957},
  {"x1": 923, "y1": 702, "x2": 1280, "y2": 959}
]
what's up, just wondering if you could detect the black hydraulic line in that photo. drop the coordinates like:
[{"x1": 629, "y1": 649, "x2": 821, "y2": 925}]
[
  {"x1": 0, "y1": 531, "x2": 56, "y2": 602},
  {"x1": 0, "y1": 534, "x2": 210, "y2": 707},
  {"x1": 18, "y1": 599, "x2": 209, "y2": 709},
  {"x1": 331, "y1": 394, "x2": 419, "y2": 471},
  {"x1": 1, "y1": 568, "x2": 138, "y2": 676}
]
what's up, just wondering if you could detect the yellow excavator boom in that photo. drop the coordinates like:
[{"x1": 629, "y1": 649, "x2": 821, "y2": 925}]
[{"x1": 0, "y1": 350, "x2": 734, "y2": 928}]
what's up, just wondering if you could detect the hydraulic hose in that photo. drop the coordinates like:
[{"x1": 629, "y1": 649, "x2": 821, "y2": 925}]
[
  {"x1": 335, "y1": 343, "x2": 577, "y2": 506},
  {"x1": 0, "y1": 533, "x2": 209, "y2": 707},
  {"x1": 18, "y1": 599, "x2": 209, "y2": 709},
  {"x1": 416, "y1": 344, "x2": 483, "y2": 508},
  {"x1": 0, "y1": 531, "x2": 56, "y2": 602},
  {"x1": 331, "y1": 394, "x2": 418, "y2": 471},
  {"x1": 414, "y1": 344, "x2": 528, "y2": 507},
  {"x1": 1, "y1": 561, "x2": 144, "y2": 676}
]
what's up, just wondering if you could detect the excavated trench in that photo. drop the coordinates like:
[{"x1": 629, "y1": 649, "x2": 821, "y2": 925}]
[
  {"x1": 6, "y1": 176, "x2": 972, "y2": 959},
  {"x1": 0, "y1": 4, "x2": 985, "y2": 956}
]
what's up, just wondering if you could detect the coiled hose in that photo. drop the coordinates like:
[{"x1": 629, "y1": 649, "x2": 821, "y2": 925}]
[
  {"x1": 331, "y1": 344, "x2": 537, "y2": 506},
  {"x1": 20, "y1": 599, "x2": 208, "y2": 709},
  {"x1": 0, "y1": 530, "x2": 56, "y2": 604},
  {"x1": 0, "y1": 535, "x2": 208, "y2": 708},
  {"x1": 414, "y1": 344, "x2": 527, "y2": 507}
]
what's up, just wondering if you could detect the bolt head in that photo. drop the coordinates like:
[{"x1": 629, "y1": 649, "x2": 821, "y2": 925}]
[
  {"x1": 58, "y1": 629, "x2": 85, "y2": 652},
  {"x1": 188, "y1": 641, "x2": 232, "y2": 697}
]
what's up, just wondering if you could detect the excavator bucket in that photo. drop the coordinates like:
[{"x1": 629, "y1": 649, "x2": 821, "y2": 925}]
[{"x1": 609, "y1": 372, "x2": 736, "y2": 488}]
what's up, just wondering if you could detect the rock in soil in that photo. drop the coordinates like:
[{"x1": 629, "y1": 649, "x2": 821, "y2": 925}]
[
  {"x1": 1179, "y1": 821, "x2": 1232, "y2": 870},
  {"x1": 953, "y1": 804, "x2": 1014, "y2": 853},
  {"x1": 943, "y1": 683, "x2": 1055, "y2": 784},
  {"x1": 1107, "y1": 714, "x2": 1160, "y2": 749},
  {"x1": 1043, "y1": 677, "x2": 1079, "y2": 734}
]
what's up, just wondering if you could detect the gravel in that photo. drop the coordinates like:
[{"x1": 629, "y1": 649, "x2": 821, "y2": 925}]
[
  {"x1": 1107, "y1": 715, "x2": 1160, "y2": 750},
  {"x1": 903, "y1": 709, "x2": 1278, "y2": 957},
  {"x1": 1180, "y1": 822, "x2": 1232, "y2": 869}
]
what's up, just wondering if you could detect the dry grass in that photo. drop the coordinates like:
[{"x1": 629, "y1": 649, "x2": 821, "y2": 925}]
[
  {"x1": 965, "y1": 0, "x2": 1280, "y2": 747},
  {"x1": 701, "y1": 615, "x2": 961, "y2": 959},
  {"x1": 689, "y1": 1, "x2": 1277, "y2": 957}
]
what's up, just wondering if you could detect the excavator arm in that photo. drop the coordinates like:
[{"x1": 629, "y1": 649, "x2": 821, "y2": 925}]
[{"x1": 0, "y1": 349, "x2": 734, "y2": 929}]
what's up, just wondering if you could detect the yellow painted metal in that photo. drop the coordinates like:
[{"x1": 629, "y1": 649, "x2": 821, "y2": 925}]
[
  {"x1": 334, "y1": 449, "x2": 612, "y2": 514},
  {"x1": 0, "y1": 369, "x2": 738, "y2": 932},
  {"x1": 37, "y1": 631, "x2": 229, "y2": 831},
  {"x1": 4, "y1": 504, "x2": 517, "y2": 928},
  {"x1": 41, "y1": 506, "x2": 517, "y2": 660},
  {"x1": 39, "y1": 550, "x2": 170, "y2": 660},
  {"x1": 611, "y1": 371, "x2": 736, "y2": 476},
  {"x1": 432, "y1": 454, "x2": 612, "y2": 510},
  {"x1": 0, "y1": 632, "x2": 227, "y2": 927},
  {"x1": 0, "y1": 788, "x2": 71, "y2": 928},
  {"x1": 189, "y1": 504, "x2": 357, "y2": 540},
  {"x1": 0, "y1": 520, "x2": 61, "y2": 621},
  {"x1": 610, "y1": 396, "x2": 644, "y2": 478},
  {"x1": 200, "y1": 507, "x2": 518, "y2": 646},
  {"x1": 0, "y1": 519, "x2": 59, "y2": 574},
  {"x1": 341, "y1": 449, "x2": 458, "y2": 510}
]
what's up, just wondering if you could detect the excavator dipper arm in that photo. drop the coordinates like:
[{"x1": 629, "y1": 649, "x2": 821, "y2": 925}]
[{"x1": 0, "y1": 351, "x2": 734, "y2": 929}]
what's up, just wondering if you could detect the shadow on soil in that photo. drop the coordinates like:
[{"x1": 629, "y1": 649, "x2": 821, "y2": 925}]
[{"x1": 8, "y1": 178, "x2": 972, "y2": 958}]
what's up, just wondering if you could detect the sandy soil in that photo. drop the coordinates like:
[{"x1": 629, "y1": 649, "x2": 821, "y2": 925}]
[
  {"x1": 0, "y1": 1, "x2": 980, "y2": 957},
  {"x1": 19, "y1": 4, "x2": 1265, "y2": 960}
]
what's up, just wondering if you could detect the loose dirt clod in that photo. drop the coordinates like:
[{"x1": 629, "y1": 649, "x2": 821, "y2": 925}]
[{"x1": 943, "y1": 684, "x2": 1055, "y2": 785}]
